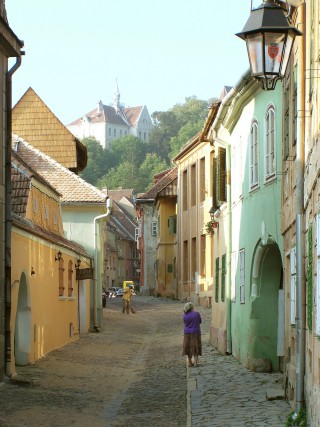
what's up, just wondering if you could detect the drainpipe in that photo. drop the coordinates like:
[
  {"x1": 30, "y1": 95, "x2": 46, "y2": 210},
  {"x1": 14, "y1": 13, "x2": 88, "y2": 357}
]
[
  {"x1": 213, "y1": 136, "x2": 232, "y2": 354},
  {"x1": 295, "y1": 2, "x2": 306, "y2": 414},
  {"x1": 5, "y1": 56, "x2": 22, "y2": 377},
  {"x1": 93, "y1": 197, "x2": 112, "y2": 331}
]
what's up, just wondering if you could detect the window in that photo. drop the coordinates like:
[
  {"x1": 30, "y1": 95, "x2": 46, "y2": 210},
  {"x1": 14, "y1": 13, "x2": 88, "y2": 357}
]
[
  {"x1": 191, "y1": 164, "x2": 196, "y2": 206},
  {"x1": 113, "y1": 129, "x2": 116, "y2": 137},
  {"x1": 216, "y1": 147, "x2": 226, "y2": 204},
  {"x1": 108, "y1": 128, "x2": 111, "y2": 136},
  {"x1": 183, "y1": 169, "x2": 188, "y2": 211},
  {"x1": 290, "y1": 247, "x2": 296, "y2": 325},
  {"x1": 59, "y1": 258, "x2": 65, "y2": 297},
  {"x1": 239, "y1": 249, "x2": 245, "y2": 303},
  {"x1": 168, "y1": 215, "x2": 177, "y2": 234},
  {"x1": 265, "y1": 106, "x2": 276, "y2": 179},
  {"x1": 68, "y1": 260, "x2": 73, "y2": 297},
  {"x1": 199, "y1": 157, "x2": 205, "y2": 202},
  {"x1": 200, "y1": 235, "x2": 206, "y2": 276},
  {"x1": 191, "y1": 237, "x2": 196, "y2": 280},
  {"x1": 151, "y1": 221, "x2": 157, "y2": 236},
  {"x1": 120, "y1": 130, "x2": 122, "y2": 137},
  {"x1": 221, "y1": 254, "x2": 226, "y2": 302},
  {"x1": 33, "y1": 196, "x2": 39, "y2": 213},
  {"x1": 249, "y1": 121, "x2": 259, "y2": 188},
  {"x1": 183, "y1": 241, "x2": 188, "y2": 282},
  {"x1": 135, "y1": 227, "x2": 139, "y2": 241}
]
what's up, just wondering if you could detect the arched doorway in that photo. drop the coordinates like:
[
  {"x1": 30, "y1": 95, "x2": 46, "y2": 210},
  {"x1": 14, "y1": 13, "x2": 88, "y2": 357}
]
[
  {"x1": 249, "y1": 239, "x2": 283, "y2": 371},
  {"x1": 14, "y1": 272, "x2": 31, "y2": 366}
]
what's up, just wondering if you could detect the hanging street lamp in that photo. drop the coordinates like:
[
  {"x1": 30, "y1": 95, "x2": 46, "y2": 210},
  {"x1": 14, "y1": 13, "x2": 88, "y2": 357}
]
[{"x1": 236, "y1": 0, "x2": 302, "y2": 90}]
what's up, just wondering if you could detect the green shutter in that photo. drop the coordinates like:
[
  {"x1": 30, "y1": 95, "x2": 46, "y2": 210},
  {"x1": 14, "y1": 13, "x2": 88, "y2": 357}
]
[
  {"x1": 217, "y1": 147, "x2": 226, "y2": 204},
  {"x1": 168, "y1": 215, "x2": 177, "y2": 234},
  {"x1": 215, "y1": 257, "x2": 219, "y2": 303},
  {"x1": 212, "y1": 157, "x2": 218, "y2": 209},
  {"x1": 221, "y1": 254, "x2": 226, "y2": 302},
  {"x1": 307, "y1": 226, "x2": 313, "y2": 331}
]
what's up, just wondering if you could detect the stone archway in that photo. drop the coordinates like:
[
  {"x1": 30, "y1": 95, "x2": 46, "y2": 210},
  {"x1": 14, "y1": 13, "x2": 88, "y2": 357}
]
[
  {"x1": 249, "y1": 239, "x2": 283, "y2": 372},
  {"x1": 14, "y1": 272, "x2": 31, "y2": 366}
]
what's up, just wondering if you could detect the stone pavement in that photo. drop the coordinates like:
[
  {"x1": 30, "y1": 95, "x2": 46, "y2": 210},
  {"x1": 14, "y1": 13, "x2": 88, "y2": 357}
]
[{"x1": 187, "y1": 306, "x2": 292, "y2": 427}]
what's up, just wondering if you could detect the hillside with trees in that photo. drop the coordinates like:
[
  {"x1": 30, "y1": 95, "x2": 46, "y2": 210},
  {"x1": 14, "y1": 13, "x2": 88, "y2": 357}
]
[{"x1": 80, "y1": 96, "x2": 215, "y2": 193}]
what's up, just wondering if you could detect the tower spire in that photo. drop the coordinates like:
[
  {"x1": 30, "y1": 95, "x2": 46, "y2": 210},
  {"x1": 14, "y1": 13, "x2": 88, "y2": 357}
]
[{"x1": 113, "y1": 79, "x2": 120, "y2": 112}]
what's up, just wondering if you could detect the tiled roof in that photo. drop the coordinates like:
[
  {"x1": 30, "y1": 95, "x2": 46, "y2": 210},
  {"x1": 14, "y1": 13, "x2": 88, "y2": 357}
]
[
  {"x1": 140, "y1": 167, "x2": 178, "y2": 200},
  {"x1": 110, "y1": 201, "x2": 137, "y2": 241},
  {"x1": 68, "y1": 104, "x2": 144, "y2": 128},
  {"x1": 124, "y1": 106, "x2": 143, "y2": 126},
  {"x1": 11, "y1": 150, "x2": 61, "y2": 217},
  {"x1": 13, "y1": 135, "x2": 107, "y2": 204},
  {"x1": 102, "y1": 188, "x2": 134, "y2": 202},
  {"x1": 12, "y1": 87, "x2": 87, "y2": 172}
]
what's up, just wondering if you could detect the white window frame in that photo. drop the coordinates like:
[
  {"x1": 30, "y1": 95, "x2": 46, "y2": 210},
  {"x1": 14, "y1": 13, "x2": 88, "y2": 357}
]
[
  {"x1": 151, "y1": 221, "x2": 157, "y2": 237},
  {"x1": 239, "y1": 249, "x2": 245, "y2": 304},
  {"x1": 265, "y1": 106, "x2": 276, "y2": 179},
  {"x1": 290, "y1": 247, "x2": 296, "y2": 325},
  {"x1": 249, "y1": 120, "x2": 259, "y2": 189}
]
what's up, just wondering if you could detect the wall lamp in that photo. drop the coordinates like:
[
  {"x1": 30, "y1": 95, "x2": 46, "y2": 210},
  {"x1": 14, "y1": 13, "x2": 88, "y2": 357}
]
[
  {"x1": 75, "y1": 258, "x2": 81, "y2": 269},
  {"x1": 55, "y1": 250, "x2": 62, "y2": 261},
  {"x1": 31, "y1": 267, "x2": 35, "y2": 276},
  {"x1": 236, "y1": 0, "x2": 302, "y2": 90}
]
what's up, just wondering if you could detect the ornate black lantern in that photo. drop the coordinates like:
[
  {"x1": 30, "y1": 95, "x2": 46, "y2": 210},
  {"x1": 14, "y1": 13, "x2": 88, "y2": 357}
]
[{"x1": 236, "y1": 0, "x2": 302, "y2": 90}]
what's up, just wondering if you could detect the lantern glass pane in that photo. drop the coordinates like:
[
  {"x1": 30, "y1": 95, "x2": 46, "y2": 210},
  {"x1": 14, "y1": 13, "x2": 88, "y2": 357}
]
[
  {"x1": 246, "y1": 33, "x2": 263, "y2": 75},
  {"x1": 280, "y1": 32, "x2": 294, "y2": 77},
  {"x1": 264, "y1": 33, "x2": 286, "y2": 75}
]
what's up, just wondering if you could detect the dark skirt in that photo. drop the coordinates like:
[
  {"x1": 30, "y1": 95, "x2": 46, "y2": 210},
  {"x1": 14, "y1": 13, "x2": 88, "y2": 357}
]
[{"x1": 182, "y1": 333, "x2": 202, "y2": 357}]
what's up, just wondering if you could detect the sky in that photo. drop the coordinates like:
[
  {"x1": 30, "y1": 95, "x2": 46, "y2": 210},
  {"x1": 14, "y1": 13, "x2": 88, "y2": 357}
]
[{"x1": 6, "y1": 0, "x2": 255, "y2": 126}]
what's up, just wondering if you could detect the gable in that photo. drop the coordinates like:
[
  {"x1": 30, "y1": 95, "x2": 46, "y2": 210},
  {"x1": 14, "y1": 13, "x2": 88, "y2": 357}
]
[{"x1": 12, "y1": 87, "x2": 87, "y2": 172}]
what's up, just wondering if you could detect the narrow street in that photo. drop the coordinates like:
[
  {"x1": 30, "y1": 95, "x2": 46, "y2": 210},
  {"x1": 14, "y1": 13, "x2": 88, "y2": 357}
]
[{"x1": 0, "y1": 297, "x2": 291, "y2": 427}]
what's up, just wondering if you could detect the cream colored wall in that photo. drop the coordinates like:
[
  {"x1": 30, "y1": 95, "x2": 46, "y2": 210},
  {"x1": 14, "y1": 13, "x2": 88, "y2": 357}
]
[
  {"x1": 303, "y1": 1, "x2": 320, "y2": 423},
  {"x1": 11, "y1": 228, "x2": 91, "y2": 372},
  {"x1": 156, "y1": 200, "x2": 176, "y2": 297},
  {"x1": 176, "y1": 140, "x2": 214, "y2": 306}
]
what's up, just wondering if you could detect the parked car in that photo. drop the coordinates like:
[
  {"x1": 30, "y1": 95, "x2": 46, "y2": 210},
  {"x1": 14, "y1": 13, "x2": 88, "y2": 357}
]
[{"x1": 115, "y1": 288, "x2": 124, "y2": 297}]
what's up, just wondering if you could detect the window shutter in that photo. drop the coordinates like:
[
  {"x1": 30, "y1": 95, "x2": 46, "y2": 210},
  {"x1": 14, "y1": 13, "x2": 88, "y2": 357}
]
[
  {"x1": 168, "y1": 215, "x2": 177, "y2": 234},
  {"x1": 221, "y1": 254, "x2": 226, "y2": 302},
  {"x1": 217, "y1": 147, "x2": 226, "y2": 204},
  {"x1": 215, "y1": 257, "x2": 219, "y2": 303},
  {"x1": 212, "y1": 158, "x2": 218, "y2": 209}
]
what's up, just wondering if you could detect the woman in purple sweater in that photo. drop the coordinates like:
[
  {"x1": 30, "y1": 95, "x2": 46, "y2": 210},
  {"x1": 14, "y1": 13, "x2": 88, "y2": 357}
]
[{"x1": 182, "y1": 302, "x2": 202, "y2": 367}]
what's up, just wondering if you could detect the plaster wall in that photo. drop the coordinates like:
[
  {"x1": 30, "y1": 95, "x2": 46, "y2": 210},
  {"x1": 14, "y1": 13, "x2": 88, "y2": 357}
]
[
  {"x1": 229, "y1": 86, "x2": 283, "y2": 371},
  {"x1": 11, "y1": 229, "x2": 91, "y2": 372}
]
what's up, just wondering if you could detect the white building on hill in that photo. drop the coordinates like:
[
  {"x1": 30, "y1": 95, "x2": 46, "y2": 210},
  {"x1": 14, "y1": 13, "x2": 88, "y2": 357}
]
[{"x1": 67, "y1": 85, "x2": 154, "y2": 149}]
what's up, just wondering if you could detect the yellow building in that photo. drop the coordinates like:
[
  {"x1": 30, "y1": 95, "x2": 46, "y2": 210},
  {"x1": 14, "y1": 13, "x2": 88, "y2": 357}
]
[
  {"x1": 11, "y1": 150, "x2": 92, "y2": 372},
  {"x1": 174, "y1": 133, "x2": 215, "y2": 307}
]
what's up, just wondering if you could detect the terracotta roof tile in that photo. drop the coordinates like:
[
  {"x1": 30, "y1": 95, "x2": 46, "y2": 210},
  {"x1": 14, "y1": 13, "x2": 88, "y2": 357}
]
[
  {"x1": 13, "y1": 135, "x2": 107, "y2": 204},
  {"x1": 141, "y1": 167, "x2": 177, "y2": 200}
]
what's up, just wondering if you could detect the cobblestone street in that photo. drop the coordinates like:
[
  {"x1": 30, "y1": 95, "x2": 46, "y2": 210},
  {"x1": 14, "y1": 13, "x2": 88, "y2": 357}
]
[{"x1": 0, "y1": 297, "x2": 291, "y2": 427}]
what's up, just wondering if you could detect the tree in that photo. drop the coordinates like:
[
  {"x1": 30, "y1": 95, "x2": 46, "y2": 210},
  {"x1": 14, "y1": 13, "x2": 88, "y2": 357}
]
[
  {"x1": 80, "y1": 137, "x2": 109, "y2": 185},
  {"x1": 138, "y1": 153, "x2": 169, "y2": 191},
  {"x1": 148, "y1": 96, "x2": 212, "y2": 163}
]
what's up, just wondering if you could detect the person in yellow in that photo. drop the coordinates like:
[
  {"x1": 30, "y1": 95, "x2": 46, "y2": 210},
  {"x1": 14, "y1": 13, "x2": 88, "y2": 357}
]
[{"x1": 122, "y1": 285, "x2": 136, "y2": 314}]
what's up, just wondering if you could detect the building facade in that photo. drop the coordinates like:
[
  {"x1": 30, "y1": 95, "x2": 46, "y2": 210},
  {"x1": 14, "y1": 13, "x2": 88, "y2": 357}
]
[{"x1": 67, "y1": 86, "x2": 154, "y2": 149}]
